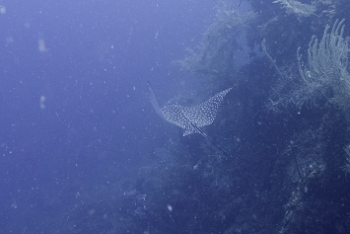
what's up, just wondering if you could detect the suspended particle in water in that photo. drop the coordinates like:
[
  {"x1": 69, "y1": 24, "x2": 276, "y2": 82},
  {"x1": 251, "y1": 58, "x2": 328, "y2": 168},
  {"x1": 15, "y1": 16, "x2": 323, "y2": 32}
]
[
  {"x1": 40, "y1": 95, "x2": 46, "y2": 109},
  {"x1": 0, "y1": 6, "x2": 6, "y2": 14},
  {"x1": 38, "y1": 39, "x2": 47, "y2": 52}
]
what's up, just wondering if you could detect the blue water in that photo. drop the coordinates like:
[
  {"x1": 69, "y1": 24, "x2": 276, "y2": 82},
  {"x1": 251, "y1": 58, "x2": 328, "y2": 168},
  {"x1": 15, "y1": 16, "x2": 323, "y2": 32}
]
[
  {"x1": 1, "y1": 0, "x2": 350, "y2": 233},
  {"x1": 0, "y1": 0, "x2": 216, "y2": 232}
]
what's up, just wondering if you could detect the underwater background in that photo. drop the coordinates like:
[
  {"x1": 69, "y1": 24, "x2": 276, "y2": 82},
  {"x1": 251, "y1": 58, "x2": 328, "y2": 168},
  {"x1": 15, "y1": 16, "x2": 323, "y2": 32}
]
[{"x1": 1, "y1": 0, "x2": 350, "y2": 233}]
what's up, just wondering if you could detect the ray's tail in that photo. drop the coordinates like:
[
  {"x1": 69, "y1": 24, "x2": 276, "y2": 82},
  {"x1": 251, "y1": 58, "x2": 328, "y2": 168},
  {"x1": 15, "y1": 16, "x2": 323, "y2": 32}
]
[{"x1": 147, "y1": 81, "x2": 164, "y2": 118}]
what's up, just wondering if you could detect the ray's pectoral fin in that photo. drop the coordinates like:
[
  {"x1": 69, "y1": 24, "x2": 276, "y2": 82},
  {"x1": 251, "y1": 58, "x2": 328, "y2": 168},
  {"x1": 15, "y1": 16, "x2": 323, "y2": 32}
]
[
  {"x1": 161, "y1": 87, "x2": 232, "y2": 136},
  {"x1": 182, "y1": 88, "x2": 232, "y2": 130}
]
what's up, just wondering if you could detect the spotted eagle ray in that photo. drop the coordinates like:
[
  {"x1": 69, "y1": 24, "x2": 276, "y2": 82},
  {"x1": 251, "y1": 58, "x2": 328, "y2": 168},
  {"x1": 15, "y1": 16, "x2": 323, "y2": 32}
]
[{"x1": 147, "y1": 81, "x2": 232, "y2": 136}]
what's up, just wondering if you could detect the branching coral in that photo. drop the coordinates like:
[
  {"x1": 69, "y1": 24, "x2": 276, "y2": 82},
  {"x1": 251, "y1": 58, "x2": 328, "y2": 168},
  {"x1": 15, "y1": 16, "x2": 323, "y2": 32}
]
[
  {"x1": 342, "y1": 145, "x2": 350, "y2": 173},
  {"x1": 178, "y1": 2, "x2": 256, "y2": 87},
  {"x1": 269, "y1": 20, "x2": 350, "y2": 110},
  {"x1": 296, "y1": 19, "x2": 350, "y2": 109},
  {"x1": 273, "y1": 0, "x2": 336, "y2": 19},
  {"x1": 273, "y1": 0, "x2": 316, "y2": 17}
]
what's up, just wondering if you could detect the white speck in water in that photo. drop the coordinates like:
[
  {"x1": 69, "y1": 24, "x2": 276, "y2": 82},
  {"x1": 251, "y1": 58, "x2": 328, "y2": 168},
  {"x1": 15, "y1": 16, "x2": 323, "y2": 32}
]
[
  {"x1": 40, "y1": 96, "x2": 46, "y2": 109},
  {"x1": 38, "y1": 39, "x2": 47, "y2": 52},
  {"x1": 0, "y1": 6, "x2": 6, "y2": 14}
]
